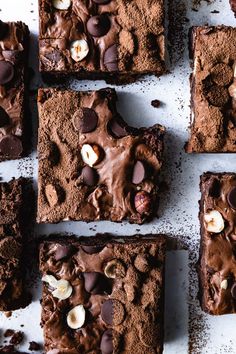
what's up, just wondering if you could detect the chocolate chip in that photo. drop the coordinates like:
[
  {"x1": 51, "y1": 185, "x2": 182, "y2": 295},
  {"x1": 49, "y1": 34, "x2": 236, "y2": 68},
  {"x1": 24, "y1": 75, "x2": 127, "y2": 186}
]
[
  {"x1": 54, "y1": 245, "x2": 73, "y2": 261},
  {"x1": 104, "y1": 44, "x2": 118, "y2": 71},
  {"x1": 87, "y1": 15, "x2": 110, "y2": 37},
  {"x1": 132, "y1": 161, "x2": 146, "y2": 184},
  {"x1": 227, "y1": 187, "x2": 236, "y2": 209},
  {"x1": 0, "y1": 135, "x2": 23, "y2": 157},
  {"x1": 101, "y1": 299, "x2": 113, "y2": 325},
  {"x1": 100, "y1": 329, "x2": 113, "y2": 354},
  {"x1": 80, "y1": 108, "x2": 98, "y2": 133},
  {"x1": 0, "y1": 107, "x2": 10, "y2": 127},
  {"x1": 81, "y1": 166, "x2": 98, "y2": 186},
  {"x1": 210, "y1": 63, "x2": 233, "y2": 87},
  {"x1": 208, "y1": 178, "x2": 221, "y2": 198},
  {"x1": 134, "y1": 191, "x2": 152, "y2": 215},
  {"x1": 107, "y1": 118, "x2": 128, "y2": 138},
  {"x1": 81, "y1": 245, "x2": 104, "y2": 254},
  {"x1": 0, "y1": 21, "x2": 9, "y2": 40},
  {"x1": 231, "y1": 282, "x2": 236, "y2": 299},
  {"x1": 205, "y1": 86, "x2": 229, "y2": 107},
  {"x1": 0, "y1": 61, "x2": 14, "y2": 85},
  {"x1": 83, "y1": 272, "x2": 111, "y2": 295}
]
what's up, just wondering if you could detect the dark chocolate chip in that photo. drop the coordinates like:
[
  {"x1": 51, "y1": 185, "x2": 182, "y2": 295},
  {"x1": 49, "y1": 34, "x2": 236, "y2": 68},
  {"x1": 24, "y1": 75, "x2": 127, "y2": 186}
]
[
  {"x1": 81, "y1": 245, "x2": 104, "y2": 254},
  {"x1": 231, "y1": 282, "x2": 236, "y2": 299},
  {"x1": 80, "y1": 108, "x2": 98, "y2": 133},
  {"x1": 100, "y1": 329, "x2": 113, "y2": 354},
  {"x1": 104, "y1": 44, "x2": 118, "y2": 72},
  {"x1": 101, "y1": 299, "x2": 113, "y2": 325},
  {"x1": 0, "y1": 135, "x2": 23, "y2": 157},
  {"x1": 227, "y1": 187, "x2": 236, "y2": 209},
  {"x1": 0, "y1": 61, "x2": 14, "y2": 85},
  {"x1": 0, "y1": 21, "x2": 9, "y2": 40},
  {"x1": 132, "y1": 161, "x2": 146, "y2": 184},
  {"x1": 81, "y1": 166, "x2": 98, "y2": 186},
  {"x1": 108, "y1": 118, "x2": 128, "y2": 138},
  {"x1": 54, "y1": 245, "x2": 73, "y2": 261},
  {"x1": 208, "y1": 178, "x2": 221, "y2": 198},
  {"x1": 87, "y1": 15, "x2": 110, "y2": 37},
  {"x1": 83, "y1": 272, "x2": 111, "y2": 295},
  {"x1": 0, "y1": 107, "x2": 10, "y2": 127}
]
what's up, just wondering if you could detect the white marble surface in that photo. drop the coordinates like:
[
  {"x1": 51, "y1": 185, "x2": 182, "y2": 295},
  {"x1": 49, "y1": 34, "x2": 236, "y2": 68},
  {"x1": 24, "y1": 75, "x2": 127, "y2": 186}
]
[{"x1": 0, "y1": 0, "x2": 235, "y2": 353}]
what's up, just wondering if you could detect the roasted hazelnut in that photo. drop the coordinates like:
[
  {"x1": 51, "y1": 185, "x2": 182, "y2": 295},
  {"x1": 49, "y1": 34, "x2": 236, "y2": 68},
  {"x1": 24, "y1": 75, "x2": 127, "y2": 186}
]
[{"x1": 134, "y1": 191, "x2": 152, "y2": 215}]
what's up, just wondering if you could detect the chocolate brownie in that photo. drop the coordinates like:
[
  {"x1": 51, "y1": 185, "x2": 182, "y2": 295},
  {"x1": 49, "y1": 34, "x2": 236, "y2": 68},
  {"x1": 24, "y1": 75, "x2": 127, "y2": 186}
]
[
  {"x1": 38, "y1": 0, "x2": 165, "y2": 83},
  {"x1": 40, "y1": 234, "x2": 166, "y2": 354},
  {"x1": 0, "y1": 178, "x2": 30, "y2": 311},
  {"x1": 186, "y1": 26, "x2": 236, "y2": 153},
  {"x1": 37, "y1": 88, "x2": 165, "y2": 224},
  {"x1": 0, "y1": 21, "x2": 29, "y2": 161},
  {"x1": 199, "y1": 172, "x2": 236, "y2": 315}
]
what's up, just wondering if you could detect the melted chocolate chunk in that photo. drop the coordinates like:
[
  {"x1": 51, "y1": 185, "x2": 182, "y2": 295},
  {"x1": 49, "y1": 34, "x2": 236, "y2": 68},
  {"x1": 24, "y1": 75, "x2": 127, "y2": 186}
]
[
  {"x1": 0, "y1": 21, "x2": 9, "y2": 40},
  {"x1": 83, "y1": 272, "x2": 111, "y2": 295},
  {"x1": 100, "y1": 329, "x2": 113, "y2": 354},
  {"x1": 227, "y1": 187, "x2": 236, "y2": 209},
  {"x1": 101, "y1": 299, "x2": 113, "y2": 325},
  {"x1": 208, "y1": 178, "x2": 221, "y2": 198},
  {"x1": 81, "y1": 166, "x2": 98, "y2": 186},
  {"x1": 0, "y1": 61, "x2": 14, "y2": 85},
  {"x1": 80, "y1": 108, "x2": 98, "y2": 133},
  {"x1": 107, "y1": 118, "x2": 128, "y2": 138},
  {"x1": 104, "y1": 44, "x2": 118, "y2": 72},
  {"x1": 0, "y1": 107, "x2": 10, "y2": 127},
  {"x1": 54, "y1": 245, "x2": 73, "y2": 261},
  {"x1": 231, "y1": 283, "x2": 236, "y2": 299},
  {"x1": 87, "y1": 15, "x2": 110, "y2": 37},
  {"x1": 81, "y1": 244, "x2": 104, "y2": 254}
]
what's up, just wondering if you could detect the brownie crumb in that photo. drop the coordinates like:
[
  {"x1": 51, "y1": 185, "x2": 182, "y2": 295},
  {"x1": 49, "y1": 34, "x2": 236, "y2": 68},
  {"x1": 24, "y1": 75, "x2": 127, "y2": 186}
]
[
  {"x1": 28, "y1": 341, "x2": 41, "y2": 351},
  {"x1": 151, "y1": 99, "x2": 161, "y2": 108},
  {"x1": 4, "y1": 329, "x2": 15, "y2": 337},
  {"x1": 10, "y1": 331, "x2": 24, "y2": 345},
  {"x1": 0, "y1": 344, "x2": 15, "y2": 352},
  {"x1": 4, "y1": 312, "x2": 12, "y2": 318}
]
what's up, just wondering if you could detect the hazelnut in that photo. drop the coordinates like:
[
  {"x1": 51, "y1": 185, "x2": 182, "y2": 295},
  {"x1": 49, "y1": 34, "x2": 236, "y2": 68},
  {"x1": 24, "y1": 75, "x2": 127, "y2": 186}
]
[
  {"x1": 220, "y1": 279, "x2": 228, "y2": 290},
  {"x1": 104, "y1": 259, "x2": 126, "y2": 278},
  {"x1": 204, "y1": 210, "x2": 224, "y2": 233},
  {"x1": 42, "y1": 275, "x2": 73, "y2": 300},
  {"x1": 67, "y1": 305, "x2": 86, "y2": 329},
  {"x1": 70, "y1": 39, "x2": 89, "y2": 62},
  {"x1": 52, "y1": 0, "x2": 71, "y2": 10},
  {"x1": 45, "y1": 184, "x2": 59, "y2": 207},
  {"x1": 81, "y1": 144, "x2": 101, "y2": 167},
  {"x1": 134, "y1": 254, "x2": 150, "y2": 273},
  {"x1": 134, "y1": 191, "x2": 152, "y2": 215}
]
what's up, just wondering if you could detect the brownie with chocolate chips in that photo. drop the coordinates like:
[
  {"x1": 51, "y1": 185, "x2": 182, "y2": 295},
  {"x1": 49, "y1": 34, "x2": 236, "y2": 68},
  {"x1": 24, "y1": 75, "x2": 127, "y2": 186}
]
[
  {"x1": 38, "y1": 0, "x2": 165, "y2": 83},
  {"x1": 0, "y1": 20, "x2": 29, "y2": 161},
  {"x1": 186, "y1": 26, "x2": 236, "y2": 153},
  {"x1": 0, "y1": 178, "x2": 30, "y2": 311},
  {"x1": 40, "y1": 234, "x2": 166, "y2": 354},
  {"x1": 37, "y1": 88, "x2": 165, "y2": 224},
  {"x1": 199, "y1": 172, "x2": 236, "y2": 315}
]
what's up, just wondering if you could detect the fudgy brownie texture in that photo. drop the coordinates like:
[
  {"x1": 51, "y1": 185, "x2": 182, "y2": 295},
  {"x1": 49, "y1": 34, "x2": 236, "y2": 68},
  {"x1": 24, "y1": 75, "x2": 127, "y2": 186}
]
[
  {"x1": 186, "y1": 26, "x2": 236, "y2": 153},
  {"x1": 0, "y1": 178, "x2": 30, "y2": 311},
  {"x1": 0, "y1": 20, "x2": 29, "y2": 161},
  {"x1": 199, "y1": 172, "x2": 236, "y2": 315},
  {"x1": 38, "y1": 0, "x2": 165, "y2": 83},
  {"x1": 40, "y1": 234, "x2": 166, "y2": 354},
  {"x1": 37, "y1": 88, "x2": 165, "y2": 224}
]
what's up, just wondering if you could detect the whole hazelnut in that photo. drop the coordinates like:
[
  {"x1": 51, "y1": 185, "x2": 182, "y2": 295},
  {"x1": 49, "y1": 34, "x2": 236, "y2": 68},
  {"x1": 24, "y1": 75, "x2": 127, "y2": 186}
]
[{"x1": 134, "y1": 191, "x2": 152, "y2": 215}]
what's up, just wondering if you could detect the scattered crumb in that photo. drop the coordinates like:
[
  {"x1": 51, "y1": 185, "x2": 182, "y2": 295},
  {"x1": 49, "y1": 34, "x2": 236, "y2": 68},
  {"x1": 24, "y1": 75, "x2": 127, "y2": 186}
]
[
  {"x1": 10, "y1": 331, "x2": 24, "y2": 345},
  {"x1": 151, "y1": 99, "x2": 161, "y2": 108},
  {"x1": 28, "y1": 341, "x2": 41, "y2": 351},
  {"x1": 4, "y1": 311, "x2": 12, "y2": 318},
  {"x1": 211, "y1": 9, "x2": 219, "y2": 13},
  {"x1": 4, "y1": 329, "x2": 15, "y2": 337}
]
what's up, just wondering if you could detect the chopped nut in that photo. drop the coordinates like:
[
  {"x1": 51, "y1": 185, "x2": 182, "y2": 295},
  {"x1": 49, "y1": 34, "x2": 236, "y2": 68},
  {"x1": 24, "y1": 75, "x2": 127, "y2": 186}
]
[
  {"x1": 134, "y1": 254, "x2": 150, "y2": 273},
  {"x1": 70, "y1": 39, "x2": 89, "y2": 62},
  {"x1": 67, "y1": 305, "x2": 86, "y2": 329},
  {"x1": 52, "y1": 0, "x2": 71, "y2": 10},
  {"x1": 45, "y1": 184, "x2": 59, "y2": 207},
  {"x1": 104, "y1": 259, "x2": 126, "y2": 278},
  {"x1": 81, "y1": 144, "x2": 100, "y2": 167},
  {"x1": 220, "y1": 279, "x2": 228, "y2": 290},
  {"x1": 204, "y1": 210, "x2": 225, "y2": 233},
  {"x1": 42, "y1": 275, "x2": 72, "y2": 300},
  {"x1": 134, "y1": 191, "x2": 152, "y2": 215}
]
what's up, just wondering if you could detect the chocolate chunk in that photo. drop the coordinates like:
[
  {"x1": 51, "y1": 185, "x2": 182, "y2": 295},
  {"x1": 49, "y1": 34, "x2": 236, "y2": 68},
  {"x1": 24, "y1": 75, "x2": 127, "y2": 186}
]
[
  {"x1": 227, "y1": 187, "x2": 236, "y2": 209},
  {"x1": 28, "y1": 341, "x2": 41, "y2": 351},
  {"x1": 83, "y1": 272, "x2": 111, "y2": 294},
  {"x1": 81, "y1": 166, "x2": 98, "y2": 186},
  {"x1": 208, "y1": 178, "x2": 221, "y2": 198},
  {"x1": 205, "y1": 86, "x2": 229, "y2": 107},
  {"x1": 132, "y1": 161, "x2": 146, "y2": 184},
  {"x1": 0, "y1": 61, "x2": 14, "y2": 85},
  {"x1": 107, "y1": 118, "x2": 128, "y2": 138},
  {"x1": 87, "y1": 15, "x2": 110, "y2": 37},
  {"x1": 54, "y1": 245, "x2": 73, "y2": 261},
  {"x1": 101, "y1": 299, "x2": 113, "y2": 325},
  {"x1": 0, "y1": 237, "x2": 21, "y2": 260},
  {"x1": 104, "y1": 44, "x2": 118, "y2": 72},
  {"x1": 0, "y1": 135, "x2": 23, "y2": 157},
  {"x1": 0, "y1": 21, "x2": 9, "y2": 40},
  {"x1": 0, "y1": 107, "x2": 10, "y2": 127},
  {"x1": 231, "y1": 282, "x2": 236, "y2": 299},
  {"x1": 80, "y1": 108, "x2": 98, "y2": 133},
  {"x1": 100, "y1": 329, "x2": 113, "y2": 354},
  {"x1": 81, "y1": 245, "x2": 104, "y2": 254},
  {"x1": 210, "y1": 63, "x2": 233, "y2": 87},
  {"x1": 134, "y1": 191, "x2": 152, "y2": 215}
]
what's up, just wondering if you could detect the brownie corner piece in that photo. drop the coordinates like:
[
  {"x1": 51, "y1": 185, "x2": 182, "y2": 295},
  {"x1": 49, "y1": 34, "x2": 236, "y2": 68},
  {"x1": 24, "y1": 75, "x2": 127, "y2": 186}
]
[
  {"x1": 37, "y1": 88, "x2": 165, "y2": 224},
  {"x1": 0, "y1": 178, "x2": 31, "y2": 311},
  {"x1": 0, "y1": 20, "x2": 30, "y2": 161},
  {"x1": 198, "y1": 172, "x2": 236, "y2": 315},
  {"x1": 39, "y1": 234, "x2": 166, "y2": 353},
  {"x1": 186, "y1": 26, "x2": 236, "y2": 153},
  {"x1": 38, "y1": 0, "x2": 165, "y2": 82}
]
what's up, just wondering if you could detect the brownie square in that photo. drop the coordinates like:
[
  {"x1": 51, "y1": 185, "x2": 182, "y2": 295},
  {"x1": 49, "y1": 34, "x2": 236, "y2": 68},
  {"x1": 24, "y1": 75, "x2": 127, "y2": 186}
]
[
  {"x1": 199, "y1": 172, "x2": 236, "y2": 315},
  {"x1": 40, "y1": 234, "x2": 166, "y2": 353},
  {"x1": 186, "y1": 26, "x2": 236, "y2": 153},
  {"x1": 38, "y1": 0, "x2": 165, "y2": 82},
  {"x1": 37, "y1": 88, "x2": 165, "y2": 224},
  {"x1": 0, "y1": 178, "x2": 30, "y2": 311},
  {"x1": 0, "y1": 21, "x2": 29, "y2": 161}
]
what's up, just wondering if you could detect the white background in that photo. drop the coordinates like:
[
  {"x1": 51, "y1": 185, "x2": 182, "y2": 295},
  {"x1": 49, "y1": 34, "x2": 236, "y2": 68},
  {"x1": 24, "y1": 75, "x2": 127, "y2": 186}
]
[{"x1": 0, "y1": 0, "x2": 236, "y2": 353}]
